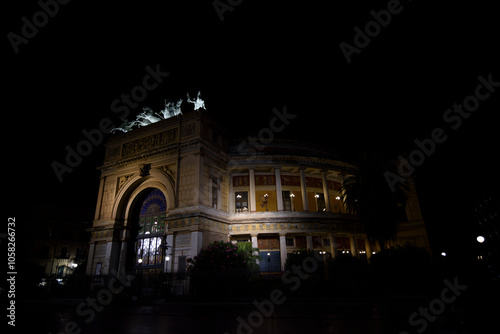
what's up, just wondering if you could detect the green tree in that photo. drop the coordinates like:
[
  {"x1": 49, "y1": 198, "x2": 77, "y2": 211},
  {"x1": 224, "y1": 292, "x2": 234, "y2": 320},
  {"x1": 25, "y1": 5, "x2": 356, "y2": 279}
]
[
  {"x1": 340, "y1": 153, "x2": 408, "y2": 250},
  {"x1": 187, "y1": 241, "x2": 260, "y2": 273},
  {"x1": 187, "y1": 241, "x2": 260, "y2": 297}
]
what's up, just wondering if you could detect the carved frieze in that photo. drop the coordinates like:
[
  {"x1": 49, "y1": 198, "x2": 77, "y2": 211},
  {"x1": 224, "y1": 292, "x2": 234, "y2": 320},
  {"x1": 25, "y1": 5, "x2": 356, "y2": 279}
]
[
  {"x1": 106, "y1": 146, "x2": 121, "y2": 160},
  {"x1": 121, "y1": 128, "x2": 178, "y2": 157},
  {"x1": 181, "y1": 122, "x2": 197, "y2": 137}
]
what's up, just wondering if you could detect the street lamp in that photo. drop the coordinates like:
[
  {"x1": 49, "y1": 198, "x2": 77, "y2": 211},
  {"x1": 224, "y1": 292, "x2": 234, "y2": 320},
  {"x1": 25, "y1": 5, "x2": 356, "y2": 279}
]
[
  {"x1": 263, "y1": 194, "x2": 269, "y2": 211},
  {"x1": 161, "y1": 233, "x2": 173, "y2": 270},
  {"x1": 290, "y1": 193, "x2": 295, "y2": 211},
  {"x1": 477, "y1": 236, "x2": 485, "y2": 243},
  {"x1": 333, "y1": 196, "x2": 341, "y2": 213}
]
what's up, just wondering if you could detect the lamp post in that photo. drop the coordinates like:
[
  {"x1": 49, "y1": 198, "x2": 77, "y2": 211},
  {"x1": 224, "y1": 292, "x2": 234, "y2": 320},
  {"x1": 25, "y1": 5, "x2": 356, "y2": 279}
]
[
  {"x1": 477, "y1": 235, "x2": 485, "y2": 261},
  {"x1": 319, "y1": 250, "x2": 327, "y2": 279},
  {"x1": 161, "y1": 232, "x2": 173, "y2": 273},
  {"x1": 290, "y1": 193, "x2": 295, "y2": 211},
  {"x1": 263, "y1": 194, "x2": 269, "y2": 211},
  {"x1": 267, "y1": 252, "x2": 271, "y2": 277},
  {"x1": 335, "y1": 196, "x2": 341, "y2": 213},
  {"x1": 160, "y1": 232, "x2": 173, "y2": 297}
]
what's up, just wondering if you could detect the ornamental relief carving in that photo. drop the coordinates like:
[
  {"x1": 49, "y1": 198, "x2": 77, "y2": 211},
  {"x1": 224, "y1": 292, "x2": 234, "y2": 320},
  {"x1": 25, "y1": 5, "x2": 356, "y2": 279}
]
[
  {"x1": 121, "y1": 128, "x2": 178, "y2": 157},
  {"x1": 181, "y1": 122, "x2": 197, "y2": 137},
  {"x1": 117, "y1": 174, "x2": 134, "y2": 193},
  {"x1": 159, "y1": 165, "x2": 176, "y2": 179}
]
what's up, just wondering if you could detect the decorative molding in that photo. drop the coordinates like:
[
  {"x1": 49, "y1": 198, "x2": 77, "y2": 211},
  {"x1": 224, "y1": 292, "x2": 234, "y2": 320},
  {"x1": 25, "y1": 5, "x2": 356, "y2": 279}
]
[
  {"x1": 106, "y1": 146, "x2": 121, "y2": 160},
  {"x1": 233, "y1": 175, "x2": 249, "y2": 187},
  {"x1": 159, "y1": 165, "x2": 176, "y2": 179},
  {"x1": 117, "y1": 174, "x2": 134, "y2": 193},
  {"x1": 121, "y1": 128, "x2": 178, "y2": 157},
  {"x1": 140, "y1": 163, "x2": 151, "y2": 177},
  {"x1": 255, "y1": 175, "x2": 275, "y2": 186},
  {"x1": 181, "y1": 122, "x2": 197, "y2": 137},
  {"x1": 98, "y1": 138, "x2": 229, "y2": 171}
]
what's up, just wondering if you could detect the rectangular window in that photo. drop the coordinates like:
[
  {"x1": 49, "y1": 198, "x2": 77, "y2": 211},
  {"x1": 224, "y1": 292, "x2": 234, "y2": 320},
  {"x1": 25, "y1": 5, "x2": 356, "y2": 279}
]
[
  {"x1": 95, "y1": 262, "x2": 102, "y2": 279},
  {"x1": 235, "y1": 191, "x2": 248, "y2": 213},
  {"x1": 212, "y1": 177, "x2": 218, "y2": 209},
  {"x1": 285, "y1": 238, "x2": 294, "y2": 247},
  {"x1": 60, "y1": 247, "x2": 68, "y2": 259},
  {"x1": 282, "y1": 191, "x2": 292, "y2": 211},
  {"x1": 212, "y1": 185, "x2": 218, "y2": 209}
]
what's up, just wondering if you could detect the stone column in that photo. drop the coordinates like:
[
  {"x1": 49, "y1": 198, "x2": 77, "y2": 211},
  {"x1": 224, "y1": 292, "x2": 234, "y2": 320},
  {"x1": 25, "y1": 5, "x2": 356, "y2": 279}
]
[
  {"x1": 249, "y1": 168, "x2": 256, "y2": 212},
  {"x1": 251, "y1": 234, "x2": 259, "y2": 265},
  {"x1": 329, "y1": 235, "x2": 336, "y2": 259},
  {"x1": 94, "y1": 177, "x2": 105, "y2": 221},
  {"x1": 300, "y1": 168, "x2": 309, "y2": 211},
  {"x1": 365, "y1": 239, "x2": 372, "y2": 261},
  {"x1": 349, "y1": 236, "x2": 357, "y2": 257},
  {"x1": 279, "y1": 234, "x2": 287, "y2": 271},
  {"x1": 306, "y1": 235, "x2": 313, "y2": 251},
  {"x1": 321, "y1": 170, "x2": 331, "y2": 212},
  {"x1": 190, "y1": 231, "x2": 203, "y2": 258},
  {"x1": 117, "y1": 229, "x2": 129, "y2": 274},
  {"x1": 86, "y1": 242, "x2": 96, "y2": 275},
  {"x1": 229, "y1": 175, "x2": 235, "y2": 213},
  {"x1": 165, "y1": 233, "x2": 174, "y2": 273},
  {"x1": 105, "y1": 240, "x2": 121, "y2": 275},
  {"x1": 275, "y1": 168, "x2": 284, "y2": 211},
  {"x1": 193, "y1": 154, "x2": 201, "y2": 205}
]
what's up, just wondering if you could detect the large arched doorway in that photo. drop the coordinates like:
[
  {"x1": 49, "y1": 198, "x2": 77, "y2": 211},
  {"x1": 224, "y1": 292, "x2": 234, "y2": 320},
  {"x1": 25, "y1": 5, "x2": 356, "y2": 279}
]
[{"x1": 129, "y1": 188, "x2": 167, "y2": 290}]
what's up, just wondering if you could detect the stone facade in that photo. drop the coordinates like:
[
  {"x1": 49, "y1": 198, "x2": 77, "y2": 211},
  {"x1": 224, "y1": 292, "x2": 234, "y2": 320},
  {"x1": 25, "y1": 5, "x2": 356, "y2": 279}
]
[{"x1": 86, "y1": 110, "x2": 431, "y2": 292}]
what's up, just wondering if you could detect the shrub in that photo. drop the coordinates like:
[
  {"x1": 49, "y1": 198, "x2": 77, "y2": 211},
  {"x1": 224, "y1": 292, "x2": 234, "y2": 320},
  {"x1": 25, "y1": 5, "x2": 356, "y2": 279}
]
[{"x1": 187, "y1": 241, "x2": 260, "y2": 297}]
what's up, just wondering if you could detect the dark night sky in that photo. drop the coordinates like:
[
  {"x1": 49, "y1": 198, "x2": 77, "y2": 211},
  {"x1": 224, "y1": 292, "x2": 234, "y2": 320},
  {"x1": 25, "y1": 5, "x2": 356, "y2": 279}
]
[{"x1": 4, "y1": 1, "x2": 499, "y2": 257}]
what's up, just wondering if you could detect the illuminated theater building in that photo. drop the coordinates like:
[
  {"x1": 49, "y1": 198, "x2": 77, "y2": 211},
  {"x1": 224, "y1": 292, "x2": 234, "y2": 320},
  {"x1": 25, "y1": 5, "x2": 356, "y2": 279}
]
[{"x1": 87, "y1": 110, "x2": 430, "y2": 293}]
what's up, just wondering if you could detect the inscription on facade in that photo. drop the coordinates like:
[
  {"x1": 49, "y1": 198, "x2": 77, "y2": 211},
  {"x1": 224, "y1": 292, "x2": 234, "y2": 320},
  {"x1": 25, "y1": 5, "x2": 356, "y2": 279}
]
[
  {"x1": 95, "y1": 243, "x2": 107, "y2": 256},
  {"x1": 121, "y1": 128, "x2": 178, "y2": 157},
  {"x1": 175, "y1": 233, "x2": 191, "y2": 248}
]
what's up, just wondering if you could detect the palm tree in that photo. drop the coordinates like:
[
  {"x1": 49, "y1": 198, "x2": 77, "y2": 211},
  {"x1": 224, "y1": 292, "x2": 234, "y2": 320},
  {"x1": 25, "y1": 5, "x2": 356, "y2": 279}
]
[{"x1": 340, "y1": 153, "x2": 408, "y2": 250}]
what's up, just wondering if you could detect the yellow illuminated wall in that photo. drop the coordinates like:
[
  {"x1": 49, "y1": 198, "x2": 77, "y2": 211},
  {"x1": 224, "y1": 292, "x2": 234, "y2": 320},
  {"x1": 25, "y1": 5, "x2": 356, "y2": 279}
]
[
  {"x1": 255, "y1": 190, "x2": 277, "y2": 212},
  {"x1": 307, "y1": 192, "x2": 318, "y2": 212},
  {"x1": 289, "y1": 191, "x2": 303, "y2": 211}
]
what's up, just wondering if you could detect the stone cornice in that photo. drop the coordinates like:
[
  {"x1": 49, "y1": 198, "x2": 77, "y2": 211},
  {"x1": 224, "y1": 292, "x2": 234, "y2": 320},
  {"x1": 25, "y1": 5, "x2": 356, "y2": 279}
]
[
  {"x1": 99, "y1": 138, "x2": 230, "y2": 171},
  {"x1": 228, "y1": 154, "x2": 354, "y2": 172}
]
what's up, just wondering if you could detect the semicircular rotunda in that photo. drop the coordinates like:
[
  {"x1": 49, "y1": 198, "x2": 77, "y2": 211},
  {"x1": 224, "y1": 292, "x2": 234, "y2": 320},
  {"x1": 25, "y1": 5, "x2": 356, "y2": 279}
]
[{"x1": 87, "y1": 110, "x2": 430, "y2": 293}]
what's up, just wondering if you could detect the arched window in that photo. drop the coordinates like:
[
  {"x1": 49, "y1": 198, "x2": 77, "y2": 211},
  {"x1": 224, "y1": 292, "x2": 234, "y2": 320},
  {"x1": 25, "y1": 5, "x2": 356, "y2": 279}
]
[{"x1": 133, "y1": 189, "x2": 167, "y2": 289}]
